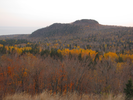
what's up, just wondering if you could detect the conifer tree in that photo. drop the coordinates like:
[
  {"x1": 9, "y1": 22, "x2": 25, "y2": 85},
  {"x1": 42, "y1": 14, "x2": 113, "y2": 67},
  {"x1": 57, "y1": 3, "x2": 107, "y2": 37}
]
[{"x1": 124, "y1": 79, "x2": 133, "y2": 100}]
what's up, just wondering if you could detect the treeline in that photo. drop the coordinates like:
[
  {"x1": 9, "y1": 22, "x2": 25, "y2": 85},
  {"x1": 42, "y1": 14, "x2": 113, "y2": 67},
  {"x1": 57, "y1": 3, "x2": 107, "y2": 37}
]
[
  {"x1": 0, "y1": 43, "x2": 133, "y2": 64},
  {"x1": 0, "y1": 39, "x2": 30, "y2": 46},
  {"x1": 0, "y1": 43, "x2": 39, "y2": 55}
]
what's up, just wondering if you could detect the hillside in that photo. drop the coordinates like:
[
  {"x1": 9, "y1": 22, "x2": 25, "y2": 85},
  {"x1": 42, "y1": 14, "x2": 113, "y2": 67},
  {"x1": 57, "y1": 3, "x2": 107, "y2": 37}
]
[
  {"x1": 29, "y1": 19, "x2": 100, "y2": 37},
  {"x1": 28, "y1": 19, "x2": 133, "y2": 53}
]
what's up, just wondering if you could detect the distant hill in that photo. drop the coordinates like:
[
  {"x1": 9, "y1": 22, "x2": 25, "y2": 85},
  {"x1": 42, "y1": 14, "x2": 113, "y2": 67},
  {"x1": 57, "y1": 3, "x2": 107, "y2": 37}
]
[
  {"x1": 29, "y1": 19, "x2": 100, "y2": 38},
  {"x1": 72, "y1": 19, "x2": 99, "y2": 26}
]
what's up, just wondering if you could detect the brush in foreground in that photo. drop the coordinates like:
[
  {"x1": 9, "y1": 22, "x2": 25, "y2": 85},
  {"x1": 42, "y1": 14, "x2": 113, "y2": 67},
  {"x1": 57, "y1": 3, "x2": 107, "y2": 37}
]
[{"x1": 3, "y1": 91, "x2": 126, "y2": 100}]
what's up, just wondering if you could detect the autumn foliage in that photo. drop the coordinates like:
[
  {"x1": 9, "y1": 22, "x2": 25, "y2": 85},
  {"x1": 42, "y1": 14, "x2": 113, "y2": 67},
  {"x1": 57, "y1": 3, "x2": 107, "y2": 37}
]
[{"x1": 0, "y1": 42, "x2": 133, "y2": 100}]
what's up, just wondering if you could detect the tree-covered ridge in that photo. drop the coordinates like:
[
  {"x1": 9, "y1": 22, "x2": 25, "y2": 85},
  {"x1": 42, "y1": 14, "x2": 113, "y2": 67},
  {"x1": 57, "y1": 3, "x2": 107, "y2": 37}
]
[
  {"x1": 0, "y1": 39, "x2": 31, "y2": 46},
  {"x1": 30, "y1": 19, "x2": 100, "y2": 38},
  {"x1": 30, "y1": 23, "x2": 83, "y2": 37}
]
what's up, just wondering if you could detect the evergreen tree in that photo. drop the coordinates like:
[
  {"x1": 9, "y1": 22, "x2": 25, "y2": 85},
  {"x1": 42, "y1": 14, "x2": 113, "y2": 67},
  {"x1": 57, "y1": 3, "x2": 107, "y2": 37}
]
[
  {"x1": 124, "y1": 79, "x2": 133, "y2": 100},
  {"x1": 78, "y1": 53, "x2": 82, "y2": 61}
]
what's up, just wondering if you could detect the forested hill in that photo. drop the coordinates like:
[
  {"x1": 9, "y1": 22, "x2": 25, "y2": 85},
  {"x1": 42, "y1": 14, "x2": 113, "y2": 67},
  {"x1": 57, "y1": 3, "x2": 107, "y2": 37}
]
[{"x1": 29, "y1": 19, "x2": 100, "y2": 37}]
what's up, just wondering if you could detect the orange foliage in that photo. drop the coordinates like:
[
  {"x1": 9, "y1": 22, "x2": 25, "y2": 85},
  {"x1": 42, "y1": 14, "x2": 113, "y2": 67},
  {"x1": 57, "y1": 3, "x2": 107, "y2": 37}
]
[
  {"x1": 0, "y1": 47, "x2": 133, "y2": 98},
  {"x1": 104, "y1": 52, "x2": 118, "y2": 60},
  {"x1": 57, "y1": 48, "x2": 97, "y2": 60}
]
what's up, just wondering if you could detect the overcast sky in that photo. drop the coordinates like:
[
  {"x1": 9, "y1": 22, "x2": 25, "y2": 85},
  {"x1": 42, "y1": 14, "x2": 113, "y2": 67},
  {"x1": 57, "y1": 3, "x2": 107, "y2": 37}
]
[{"x1": 0, "y1": 0, "x2": 133, "y2": 27}]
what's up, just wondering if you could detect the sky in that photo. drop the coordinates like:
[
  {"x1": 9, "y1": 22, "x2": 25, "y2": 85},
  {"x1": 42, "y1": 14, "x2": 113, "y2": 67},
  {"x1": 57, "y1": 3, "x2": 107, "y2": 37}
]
[{"x1": 0, "y1": 0, "x2": 133, "y2": 35}]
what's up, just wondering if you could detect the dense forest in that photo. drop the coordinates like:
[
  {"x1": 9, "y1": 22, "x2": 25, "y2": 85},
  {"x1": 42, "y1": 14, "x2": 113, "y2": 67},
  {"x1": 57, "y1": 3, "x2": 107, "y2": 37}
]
[
  {"x1": 1, "y1": 19, "x2": 133, "y2": 100},
  {"x1": 0, "y1": 39, "x2": 133, "y2": 99}
]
